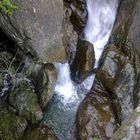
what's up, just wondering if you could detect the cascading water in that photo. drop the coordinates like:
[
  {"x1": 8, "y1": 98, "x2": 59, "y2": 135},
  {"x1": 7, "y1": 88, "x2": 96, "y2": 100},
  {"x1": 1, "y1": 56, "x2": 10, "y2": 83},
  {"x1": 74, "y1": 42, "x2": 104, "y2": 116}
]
[
  {"x1": 85, "y1": 0, "x2": 118, "y2": 68},
  {"x1": 42, "y1": 0, "x2": 119, "y2": 139}
]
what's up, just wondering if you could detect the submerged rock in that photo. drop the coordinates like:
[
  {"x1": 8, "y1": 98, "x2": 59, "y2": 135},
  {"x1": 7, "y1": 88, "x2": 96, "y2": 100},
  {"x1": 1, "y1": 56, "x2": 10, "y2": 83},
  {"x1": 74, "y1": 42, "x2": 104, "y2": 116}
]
[
  {"x1": 29, "y1": 63, "x2": 57, "y2": 108},
  {"x1": 71, "y1": 38, "x2": 95, "y2": 83},
  {"x1": 0, "y1": 0, "x2": 67, "y2": 63},
  {"x1": 8, "y1": 81, "x2": 43, "y2": 124},
  {"x1": 76, "y1": 79, "x2": 116, "y2": 140},
  {"x1": 23, "y1": 125, "x2": 58, "y2": 140},
  {"x1": 0, "y1": 103, "x2": 27, "y2": 140}
]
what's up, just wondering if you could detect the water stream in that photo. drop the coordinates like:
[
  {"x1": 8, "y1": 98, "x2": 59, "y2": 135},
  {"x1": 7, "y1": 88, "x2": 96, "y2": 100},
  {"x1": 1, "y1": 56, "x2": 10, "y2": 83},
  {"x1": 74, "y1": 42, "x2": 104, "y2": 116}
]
[{"x1": 42, "y1": 0, "x2": 119, "y2": 139}]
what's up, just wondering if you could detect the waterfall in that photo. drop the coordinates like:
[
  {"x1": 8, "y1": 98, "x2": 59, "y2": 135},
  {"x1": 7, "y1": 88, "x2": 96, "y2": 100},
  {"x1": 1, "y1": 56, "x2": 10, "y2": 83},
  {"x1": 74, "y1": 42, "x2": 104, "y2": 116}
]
[
  {"x1": 43, "y1": 0, "x2": 119, "y2": 139},
  {"x1": 85, "y1": 0, "x2": 118, "y2": 67}
]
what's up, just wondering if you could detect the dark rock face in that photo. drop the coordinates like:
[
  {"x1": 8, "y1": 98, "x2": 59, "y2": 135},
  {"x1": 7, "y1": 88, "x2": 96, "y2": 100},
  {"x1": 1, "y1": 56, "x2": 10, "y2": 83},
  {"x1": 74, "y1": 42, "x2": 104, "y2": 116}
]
[
  {"x1": 71, "y1": 38, "x2": 95, "y2": 83},
  {"x1": 0, "y1": 0, "x2": 67, "y2": 63},
  {"x1": 29, "y1": 63, "x2": 57, "y2": 108},
  {"x1": 23, "y1": 125, "x2": 58, "y2": 140},
  {"x1": 76, "y1": 79, "x2": 116, "y2": 140},
  {"x1": 0, "y1": 103, "x2": 27, "y2": 140},
  {"x1": 63, "y1": 3, "x2": 78, "y2": 65},
  {"x1": 64, "y1": 0, "x2": 87, "y2": 34},
  {"x1": 70, "y1": 0, "x2": 87, "y2": 33}
]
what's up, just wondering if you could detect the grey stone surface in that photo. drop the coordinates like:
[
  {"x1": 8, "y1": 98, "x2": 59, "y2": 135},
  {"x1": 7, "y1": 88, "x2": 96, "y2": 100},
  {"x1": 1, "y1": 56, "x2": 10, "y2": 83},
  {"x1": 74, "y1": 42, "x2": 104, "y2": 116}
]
[{"x1": 0, "y1": 0, "x2": 67, "y2": 63}]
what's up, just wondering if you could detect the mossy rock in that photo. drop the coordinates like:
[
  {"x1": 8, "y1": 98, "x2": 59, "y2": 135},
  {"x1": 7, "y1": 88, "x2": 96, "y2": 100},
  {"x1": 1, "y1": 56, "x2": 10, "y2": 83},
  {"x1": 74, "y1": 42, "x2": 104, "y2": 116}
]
[
  {"x1": 8, "y1": 81, "x2": 43, "y2": 124},
  {"x1": 0, "y1": 104, "x2": 27, "y2": 140}
]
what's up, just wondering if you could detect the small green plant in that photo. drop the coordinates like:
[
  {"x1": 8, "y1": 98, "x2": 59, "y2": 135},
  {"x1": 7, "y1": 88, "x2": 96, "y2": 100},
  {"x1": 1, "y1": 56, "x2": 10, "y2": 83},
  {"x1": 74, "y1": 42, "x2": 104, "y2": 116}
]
[
  {"x1": 0, "y1": 0, "x2": 17, "y2": 15},
  {"x1": 93, "y1": 137, "x2": 102, "y2": 140}
]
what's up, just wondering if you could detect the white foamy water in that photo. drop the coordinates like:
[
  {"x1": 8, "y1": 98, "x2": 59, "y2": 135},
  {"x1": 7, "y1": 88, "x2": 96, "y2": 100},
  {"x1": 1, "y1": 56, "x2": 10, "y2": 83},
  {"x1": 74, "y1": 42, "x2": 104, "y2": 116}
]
[
  {"x1": 54, "y1": 62, "x2": 78, "y2": 103},
  {"x1": 85, "y1": 0, "x2": 118, "y2": 67}
]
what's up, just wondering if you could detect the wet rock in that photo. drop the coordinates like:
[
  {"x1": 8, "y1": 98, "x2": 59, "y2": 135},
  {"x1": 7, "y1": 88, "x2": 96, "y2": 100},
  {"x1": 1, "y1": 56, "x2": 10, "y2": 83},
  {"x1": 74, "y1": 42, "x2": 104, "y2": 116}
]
[
  {"x1": 71, "y1": 38, "x2": 95, "y2": 83},
  {"x1": 23, "y1": 125, "x2": 58, "y2": 140},
  {"x1": 76, "y1": 79, "x2": 116, "y2": 140},
  {"x1": 64, "y1": 0, "x2": 87, "y2": 33},
  {"x1": 8, "y1": 81, "x2": 43, "y2": 124},
  {"x1": 0, "y1": 0, "x2": 67, "y2": 63},
  {"x1": 97, "y1": 46, "x2": 124, "y2": 91},
  {"x1": 70, "y1": 0, "x2": 87, "y2": 33},
  {"x1": 110, "y1": 106, "x2": 140, "y2": 140},
  {"x1": 29, "y1": 63, "x2": 57, "y2": 108},
  {"x1": 97, "y1": 45, "x2": 135, "y2": 121},
  {"x1": 0, "y1": 103, "x2": 27, "y2": 140}
]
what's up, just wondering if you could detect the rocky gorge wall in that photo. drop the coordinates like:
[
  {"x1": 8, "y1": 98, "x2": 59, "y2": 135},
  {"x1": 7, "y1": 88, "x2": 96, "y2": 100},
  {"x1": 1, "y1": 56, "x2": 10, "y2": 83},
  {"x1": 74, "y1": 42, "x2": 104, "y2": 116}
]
[{"x1": 0, "y1": 0, "x2": 140, "y2": 140}]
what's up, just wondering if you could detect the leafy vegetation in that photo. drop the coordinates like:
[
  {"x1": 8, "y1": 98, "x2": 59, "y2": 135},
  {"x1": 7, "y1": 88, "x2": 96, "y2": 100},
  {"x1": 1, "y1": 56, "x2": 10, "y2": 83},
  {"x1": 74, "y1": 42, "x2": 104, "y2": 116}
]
[{"x1": 0, "y1": 0, "x2": 17, "y2": 15}]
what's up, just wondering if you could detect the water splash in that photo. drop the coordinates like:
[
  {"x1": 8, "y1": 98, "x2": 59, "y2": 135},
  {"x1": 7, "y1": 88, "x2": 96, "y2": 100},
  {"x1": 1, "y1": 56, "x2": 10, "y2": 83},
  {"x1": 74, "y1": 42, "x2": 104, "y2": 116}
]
[{"x1": 54, "y1": 62, "x2": 78, "y2": 104}]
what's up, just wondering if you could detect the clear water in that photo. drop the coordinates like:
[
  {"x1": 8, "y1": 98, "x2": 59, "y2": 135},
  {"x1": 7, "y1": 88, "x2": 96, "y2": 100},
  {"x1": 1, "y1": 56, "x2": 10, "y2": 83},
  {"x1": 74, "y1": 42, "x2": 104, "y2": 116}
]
[{"x1": 42, "y1": 0, "x2": 119, "y2": 139}]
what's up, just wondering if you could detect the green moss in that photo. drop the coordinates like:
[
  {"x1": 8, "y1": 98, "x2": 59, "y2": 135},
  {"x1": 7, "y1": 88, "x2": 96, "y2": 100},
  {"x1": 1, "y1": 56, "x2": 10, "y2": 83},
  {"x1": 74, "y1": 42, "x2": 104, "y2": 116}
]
[{"x1": 0, "y1": 0, "x2": 17, "y2": 15}]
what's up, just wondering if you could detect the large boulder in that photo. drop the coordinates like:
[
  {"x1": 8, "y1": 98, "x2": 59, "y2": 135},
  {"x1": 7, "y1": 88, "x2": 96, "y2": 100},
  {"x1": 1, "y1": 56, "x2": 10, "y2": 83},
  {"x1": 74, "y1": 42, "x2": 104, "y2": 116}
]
[
  {"x1": 29, "y1": 62, "x2": 57, "y2": 108},
  {"x1": 71, "y1": 38, "x2": 95, "y2": 83},
  {"x1": 0, "y1": 103, "x2": 27, "y2": 140},
  {"x1": 0, "y1": 0, "x2": 67, "y2": 63},
  {"x1": 76, "y1": 79, "x2": 116, "y2": 140}
]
